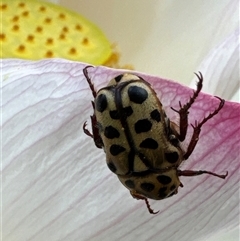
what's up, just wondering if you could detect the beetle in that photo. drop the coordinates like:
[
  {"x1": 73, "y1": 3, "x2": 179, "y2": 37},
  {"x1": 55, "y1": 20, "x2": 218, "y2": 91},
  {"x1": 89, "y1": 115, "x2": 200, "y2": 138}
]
[{"x1": 83, "y1": 66, "x2": 228, "y2": 214}]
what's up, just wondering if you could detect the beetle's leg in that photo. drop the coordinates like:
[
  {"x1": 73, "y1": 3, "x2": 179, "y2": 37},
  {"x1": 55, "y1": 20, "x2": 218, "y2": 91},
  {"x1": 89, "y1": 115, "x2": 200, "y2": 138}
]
[
  {"x1": 83, "y1": 66, "x2": 104, "y2": 148},
  {"x1": 130, "y1": 190, "x2": 159, "y2": 214},
  {"x1": 91, "y1": 115, "x2": 104, "y2": 149},
  {"x1": 178, "y1": 170, "x2": 228, "y2": 179},
  {"x1": 83, "y1": 65, "x2": 97, "y2": 98},
  {"x1": 171, "y1": 72, "x2": 203, "y2": 141},
  {"x1": 183, "y1": 97, "x2": 225, "y2": 159},
  {"x1": 83, "y1": 122, "x2": 93, "y2": 138},
  {"x1": 83, "y1": 102, "x2": 104, "y2": 149}
]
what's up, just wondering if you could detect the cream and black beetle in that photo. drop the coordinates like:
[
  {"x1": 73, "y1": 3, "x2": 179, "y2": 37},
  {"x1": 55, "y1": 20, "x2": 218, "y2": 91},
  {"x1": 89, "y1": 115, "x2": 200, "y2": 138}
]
[{"x1": 83, "y1": 66, "x2": 228, "y2": 214}]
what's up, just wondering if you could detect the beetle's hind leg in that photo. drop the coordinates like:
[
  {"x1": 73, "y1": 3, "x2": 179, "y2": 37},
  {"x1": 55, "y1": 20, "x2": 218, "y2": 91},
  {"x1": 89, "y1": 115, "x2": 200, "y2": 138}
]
[
  {"x1": 130, "y1": 190, "x2": 159, "y2": 215},
  {"x1": 178, "y1": 170, "x2": 228, "y2": 179}
]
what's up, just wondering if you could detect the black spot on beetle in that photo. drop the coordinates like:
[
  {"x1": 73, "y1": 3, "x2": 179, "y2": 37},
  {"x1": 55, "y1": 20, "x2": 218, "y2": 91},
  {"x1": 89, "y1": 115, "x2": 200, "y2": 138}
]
[
  {"x1": 158, "y1": 187, "x2": 168, "y2": 199},
  {"x1": 125, "y1": 180, "x2": 135, "y2": 189},
  {"x1": 110, "y1": 110, "x2": 120, "y2": 119},
  {"x1": 170, "y1": 184, "x2": 176, "y2": 191},
  {"x1": 96, "y1": 94, "x2": 107, "y2": 112},
  {"x1": 157, "y1": 175, "x2": 172, "y2": 185},
  {"x1": 128, "y1": 86, "x2": 148, "y2": 104},
  {"x1": 140, "y1": 138, "x2": 158, "y2": 149},
  {"x1": 141, "y1": 182, "x2": 155, "y2": 192},
  {"x1": 165, "y1": 152, "x2": 179, "y2": 163},
  {"x1": 150, "y1": 109, "x2": 161, "y2": 122},
  {"x1": 135, "y1": 119, "x2": 152, "y2": 133},
  {"x1": 110, "y1": 144, "x2": 126, "y2": 156},
  {"x1": 114, "y1": 74, "x2": 123, "y2": 83},
  {"x1": 123, "y1": 106, "x2": 133, "y2": 117},
  {"x1": 107, "y1": 161, "x2": 117, "y2": 173},
  {"x1": 104, "y1": 126, "x2": 120, "y2": 139}
]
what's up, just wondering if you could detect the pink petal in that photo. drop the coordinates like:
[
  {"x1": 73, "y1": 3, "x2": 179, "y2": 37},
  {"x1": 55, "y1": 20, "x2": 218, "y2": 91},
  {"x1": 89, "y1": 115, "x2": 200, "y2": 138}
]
[{"x1": 2, "y1": 59, "x2": 239, "y2": 241}]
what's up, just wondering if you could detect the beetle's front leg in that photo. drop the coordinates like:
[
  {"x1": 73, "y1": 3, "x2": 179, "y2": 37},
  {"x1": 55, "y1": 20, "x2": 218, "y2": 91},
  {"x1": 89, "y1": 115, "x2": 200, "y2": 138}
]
[
  {"x1": 83, "y1": 65, "x2": 97, "y2": 98},
  {"x1": 83, "y1": 102, "x2": 97, "y2": 139},
  {"x1": 130, "y1": 190, "x2": 159, "y2": 214},
  {"x1": 83, "y1": 122, "x2": 93, "y2": 138},
  {"x1": 83, "y1": 101, "x2": 96, "y2": 138},
  {"x1": 171, "y1": 72, "x2": 203, "y2": 142},
  {"x1": 83, "y1": 66, "x2": 104, "y2": 149},
  {"x1": 83, "y1": 101, "x2": 104, "y2": 149}
]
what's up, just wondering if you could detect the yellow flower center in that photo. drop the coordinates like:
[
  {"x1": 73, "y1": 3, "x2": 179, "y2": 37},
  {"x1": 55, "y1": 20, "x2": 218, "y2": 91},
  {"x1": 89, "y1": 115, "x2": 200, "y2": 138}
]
[{"x1": 1, "y1": 0, "x2": 112, "y2": 65}]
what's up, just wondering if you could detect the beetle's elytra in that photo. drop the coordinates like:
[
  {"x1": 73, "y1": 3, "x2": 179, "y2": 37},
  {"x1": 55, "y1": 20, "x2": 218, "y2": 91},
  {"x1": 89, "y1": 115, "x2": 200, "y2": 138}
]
[{"x1": 83, "y1": 66, "x2": 228, "y2": 214}]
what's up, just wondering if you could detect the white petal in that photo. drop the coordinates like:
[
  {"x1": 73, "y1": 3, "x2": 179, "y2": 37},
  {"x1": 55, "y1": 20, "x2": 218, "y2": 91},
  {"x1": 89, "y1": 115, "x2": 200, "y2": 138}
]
[
  {"x1": 2, "y1": 59, "x2": 239, "y2": 241},
  {"x1": 190, "y1": 29, "x2": 240, "y2": 100}
]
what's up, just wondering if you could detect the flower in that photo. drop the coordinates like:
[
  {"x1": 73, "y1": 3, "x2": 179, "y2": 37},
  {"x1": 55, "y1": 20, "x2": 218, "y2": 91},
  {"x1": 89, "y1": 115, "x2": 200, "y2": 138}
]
[
  {"x1": 2, "y1": 58, "x2": 239, "y2": 241},
  {"x1": 2, "y1": 1, "x2": 239, "y2": 241}
]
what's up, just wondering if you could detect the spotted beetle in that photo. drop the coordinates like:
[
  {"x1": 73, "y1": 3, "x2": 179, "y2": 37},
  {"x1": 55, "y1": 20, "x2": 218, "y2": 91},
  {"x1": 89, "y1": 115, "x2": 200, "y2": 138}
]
[{"x1": 83, "y1": 66, "x2": 228, "y2": 214}]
